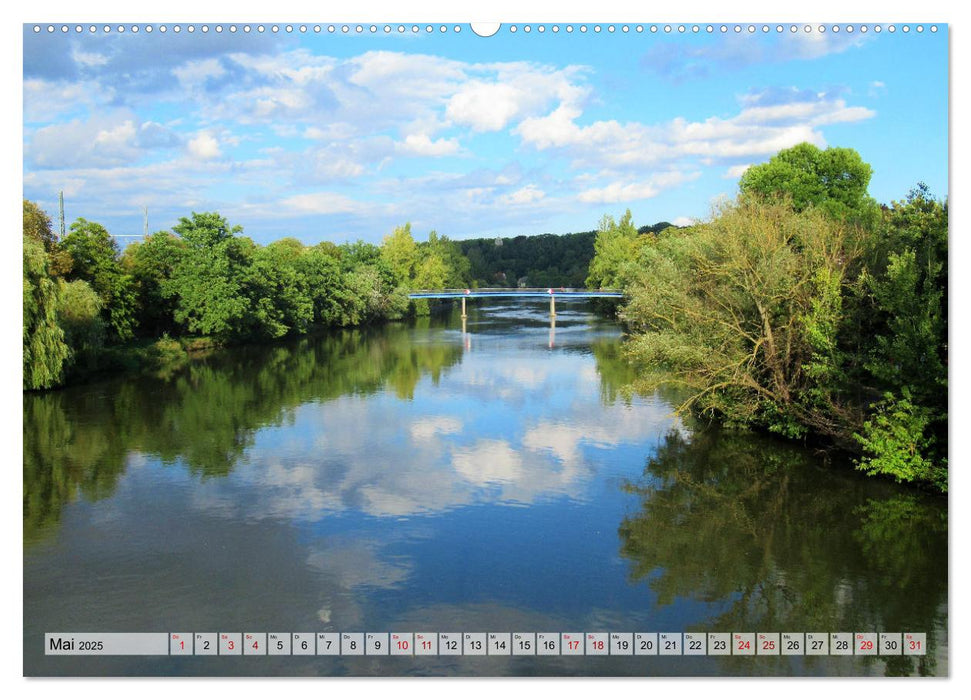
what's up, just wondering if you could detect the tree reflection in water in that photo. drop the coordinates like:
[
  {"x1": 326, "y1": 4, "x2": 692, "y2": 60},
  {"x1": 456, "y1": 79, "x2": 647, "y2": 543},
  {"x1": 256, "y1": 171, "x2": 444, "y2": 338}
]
[
  {"x1": 23, "y1": 325, "x2": 463, "y2": 545},
  {"x1": 618, "y1": 429, "x2": 946, "y2": 676}
]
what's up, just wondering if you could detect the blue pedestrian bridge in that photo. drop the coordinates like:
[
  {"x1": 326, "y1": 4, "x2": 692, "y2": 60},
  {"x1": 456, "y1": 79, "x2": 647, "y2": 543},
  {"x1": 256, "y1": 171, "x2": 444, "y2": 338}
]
[
  {"x1": 408, "y1": 288, "x2": 624, "y2": 300},
  {"x1": 407, "y1": 287, "x2": 624, "y2": 318}
]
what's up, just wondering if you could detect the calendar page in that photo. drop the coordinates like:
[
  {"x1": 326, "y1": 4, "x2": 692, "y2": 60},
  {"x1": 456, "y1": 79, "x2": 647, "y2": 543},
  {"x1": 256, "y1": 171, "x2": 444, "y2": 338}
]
[{"x1": 21, "y1": 12, "x2": 949, "y2": 679}]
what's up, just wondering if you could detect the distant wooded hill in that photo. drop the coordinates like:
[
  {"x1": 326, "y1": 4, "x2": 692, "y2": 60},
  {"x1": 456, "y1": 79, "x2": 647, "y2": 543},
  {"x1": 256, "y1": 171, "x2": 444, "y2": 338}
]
[{"x1": 458, "y1": 222, "x2": 674, "y2": 288}]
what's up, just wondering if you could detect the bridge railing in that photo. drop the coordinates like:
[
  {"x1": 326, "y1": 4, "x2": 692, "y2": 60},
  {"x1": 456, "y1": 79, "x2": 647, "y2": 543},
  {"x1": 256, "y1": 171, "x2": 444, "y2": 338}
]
[{"x1": 408, "y1": 287, "x2": 624, "y2": 295}]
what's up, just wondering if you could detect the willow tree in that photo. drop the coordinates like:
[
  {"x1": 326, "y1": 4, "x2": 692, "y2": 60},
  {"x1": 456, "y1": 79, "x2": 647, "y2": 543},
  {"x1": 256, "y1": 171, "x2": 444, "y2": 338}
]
[
  {"x1": 622, "y1": 199, "x2": 862, "y2": 441},
  {"x1": 23, "y1": 235, "x2": 70, "y2": 390}
]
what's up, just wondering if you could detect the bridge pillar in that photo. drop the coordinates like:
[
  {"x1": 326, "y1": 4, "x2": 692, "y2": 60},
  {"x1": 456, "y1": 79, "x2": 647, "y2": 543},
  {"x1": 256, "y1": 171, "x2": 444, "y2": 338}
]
[
  {"x1": 461, "y1": 296, "x2": 467, "y2": 319},
  {"x1": 550, "y1": 294, "x2": 556, "y2": 317}
]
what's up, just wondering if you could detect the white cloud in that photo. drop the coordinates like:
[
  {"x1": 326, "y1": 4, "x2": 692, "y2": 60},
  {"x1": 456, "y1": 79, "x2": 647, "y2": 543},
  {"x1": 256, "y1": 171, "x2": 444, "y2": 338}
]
[
  {"x1": 499, "y1": 184, "x2": 545, "y2": 206},
  {"x1": 22, "y1": 40, "x2": 886, "y2": 243},
  {"x1": 672, "y1": 216, "x2": 695, "y2": 227},
  {"x1": 348, "y1": 50, "x2": 466, "y2": 98},
  {"x1": 734, "y1": 98, "x2": 875, "y2": 126},
  {"x1": 516, "y1": 89, "x2": 874, "y2": 171},
  {"x1": 314, "y1": 158, "x2": 366, "y2": 179},
  {"x1": 515, "y1": 103, "x2": 586, "y2": 150},
  {"x1": 303, "y1": 124, "x2": 356, "y2": 141},
  {"x1": 579, "y1": 181, "x2": 660, "y2": 204},
  {"x1": 23, "y1": 79, "x2": 104, "y2": 122},
  {"x1": 71, "y1": 48, "x2": 108, "y2": 68},
  {"x1": 446, "y1": 82, "x2": 526, "y2": 132},
  {"x1": 643, "y1": 31, "x2": 871, "y2": 83},
  {"x1": 173, "y1": 58, "x2": 227, "y2": 89},
  {"x1": 578, "y1": 172, "x2": 700, "y2": 204},
  {"x1": 187, "y1": 131, "x2": 221, "y2": 160},
  {"x1": 395, "y1": 133, "x2": 461, "y2": 157},
  {"x1": 94, "y1": 120, "x2": 137, "y2": 151},
  {"x1": 782, "y1": 31, "x2": 869, "y2": 61},
  {"x1": 281, "y1": 191, "x2": 362, "y2": 215},
  {"x1": 27, "y1": 112, "x2": 157, "y2": 168},
  {"x1": 724, "y1": 163, "x2": 752, "y2": 179}
]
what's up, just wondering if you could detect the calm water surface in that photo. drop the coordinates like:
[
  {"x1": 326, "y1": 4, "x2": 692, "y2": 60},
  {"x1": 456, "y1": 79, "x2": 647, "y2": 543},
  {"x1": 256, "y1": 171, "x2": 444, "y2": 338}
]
[{"x1": 23, "y1": 301, "x2": 948, "y2": 676}]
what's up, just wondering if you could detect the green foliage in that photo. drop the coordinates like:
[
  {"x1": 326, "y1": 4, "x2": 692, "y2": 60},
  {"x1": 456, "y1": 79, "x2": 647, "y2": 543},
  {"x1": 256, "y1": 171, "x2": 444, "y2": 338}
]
[
  {"x1": 56, "y1": 279, "x2": 105, "y2": 369},
  {"x1": 339, "y1": 240, "x2": 381, "y2": 269},
  {"x1": 380, "y1": 223, "x2": 419, "y2": 286},
  {"x1": 295, "y1": 244, "x2": 346, "y2": 326},
  {"x1": 121, "y1": 231, "x2": 186, "y2": 336},
  {"x1": 342, "y1": 265, "x2": 409, "y2": 325},
  {"x1": 854, "y1": 391, "x2": 946, "y2": 491},
  {"x1": 23, "y1": 199, "x2": 57, "y2": 250},
  {"x1": 173, "y1": 211, "x2": 242, "y2": 248},
  {"x1": 600, "y1": 145, "x2": 948, "y2": 491},
  {"x1": 622, "y1": 199, "x2": 860, "y2": 440},
  {"x1": 59, "y1": 218, "x2": 117, "y2": 280},
  {"x1": 739, "y1": 142, "x2": 877, "y2": 223},
  {"x1": 244, "y1": 243, "x2": 315, "y2": 338},
  {"x1": 458, "y1": 229, "x2": 600, "y2": 288},
  {"x1": 24, "y1": 206, "x2": 511, "y2": 389},
  {"x1": 23, "y1": 235, "x2": 70, "y2": 390},
  {"x1": 848, "y1": 185, "x2": 947, "y2": 489},
  {"x1": 425, "y1": 231, "x2": 472, "y2": 288},
  {"x1": 586, "y1": 209, "x2": 640, "y2": 289},
  {"x1": 58, "y1": 218, "x2": 137, "y2": 342},
  {"x1": 167, "y1": 233, "x2": 253, "y2": 338},
  {"x1": 863, "y1": 185, "x2": 947, "y2": 402},
  {"x1": 412, "y1": 253, "x2": 450, "y2": 291}
]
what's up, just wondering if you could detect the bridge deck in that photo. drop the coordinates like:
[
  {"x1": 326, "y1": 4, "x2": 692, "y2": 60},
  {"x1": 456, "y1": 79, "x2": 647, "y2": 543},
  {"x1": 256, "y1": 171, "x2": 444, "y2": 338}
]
[{"x1": 408, "y1": 288, "x2": 624, "y2": 299}]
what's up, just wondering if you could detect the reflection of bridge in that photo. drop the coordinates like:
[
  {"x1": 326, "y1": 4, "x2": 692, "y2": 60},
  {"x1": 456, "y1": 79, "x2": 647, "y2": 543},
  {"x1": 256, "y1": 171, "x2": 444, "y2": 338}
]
[{"x1": 408, "y1": 288, "x2": 624, "y2": 319}]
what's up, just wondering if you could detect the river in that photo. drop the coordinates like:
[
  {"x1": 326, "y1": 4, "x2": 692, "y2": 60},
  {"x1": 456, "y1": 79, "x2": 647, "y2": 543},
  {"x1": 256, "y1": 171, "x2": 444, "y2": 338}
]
[{"x1": 23, "y1": 300, "x2": 948, "y2": 676}]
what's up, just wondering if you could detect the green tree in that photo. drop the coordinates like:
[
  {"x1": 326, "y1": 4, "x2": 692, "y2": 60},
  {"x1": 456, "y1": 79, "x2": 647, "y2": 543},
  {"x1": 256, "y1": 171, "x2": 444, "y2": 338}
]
[
  {"x1": 169, "y1": 238, "x2": 253, "y2": 338},
  {"x1": 58, "y1": 218, "x2": 137, "y2": 342},
  {"x1": 166, "y1": 213, "x2": 253, "y2": 338},
  {"x1": 339, "y1": 241, "x2": 381, "y2": 269},
  {"x1": 380, "y1": 223, "x2": 419, "y2": 286},
  {"x1": 412, "y1": 253, "x2": 450, "y2": 291},
  {"x1": 622, "y1": 199, "x2": 861, "y2": 440},
  {"x1": 342, "y1": 265, "x2": 408, "y2": 325},
  {"x1": 739, "y1": 142, "x2": 877, "y2": 222},
  {"x1": 585, "y1": 209, "x2": 639, "y2": 289},
  {"x1": 173, "y1": 210, "x2": 242, "y2": 248},
  {"x1": 121, "y1": 231, "x2": 186, "y2": 337},
  {"x1": 425, "y1": 231, "x2": 472, "y2": 288},
  {"x1": 244, "y1": 241, "x2": 315, "y2": 338},
  {"x1": 862, "y1": 185, "x2": 947, "y2": 405},
  {"x1": 23, "y1": 235, "x2": 70, "y2": 390},
  {"x1": 296, "y1": 244, "x2": 346, "y2": 326},
  {"x1": 56, "y1": 279, "x2": 105, "y2": 370},
  {"x1": 23, "y1": 199, "x2": 56, "y2": 250},
  {"x1": 853, "y1": 185, "x2": 948, "y2": 488}
]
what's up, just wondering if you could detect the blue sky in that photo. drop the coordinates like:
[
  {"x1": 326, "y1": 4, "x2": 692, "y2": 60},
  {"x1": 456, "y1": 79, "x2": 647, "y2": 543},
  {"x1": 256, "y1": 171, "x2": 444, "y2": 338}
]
[{"x1": 22, "y1": 22, "x2": 948, "y2": 246}]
